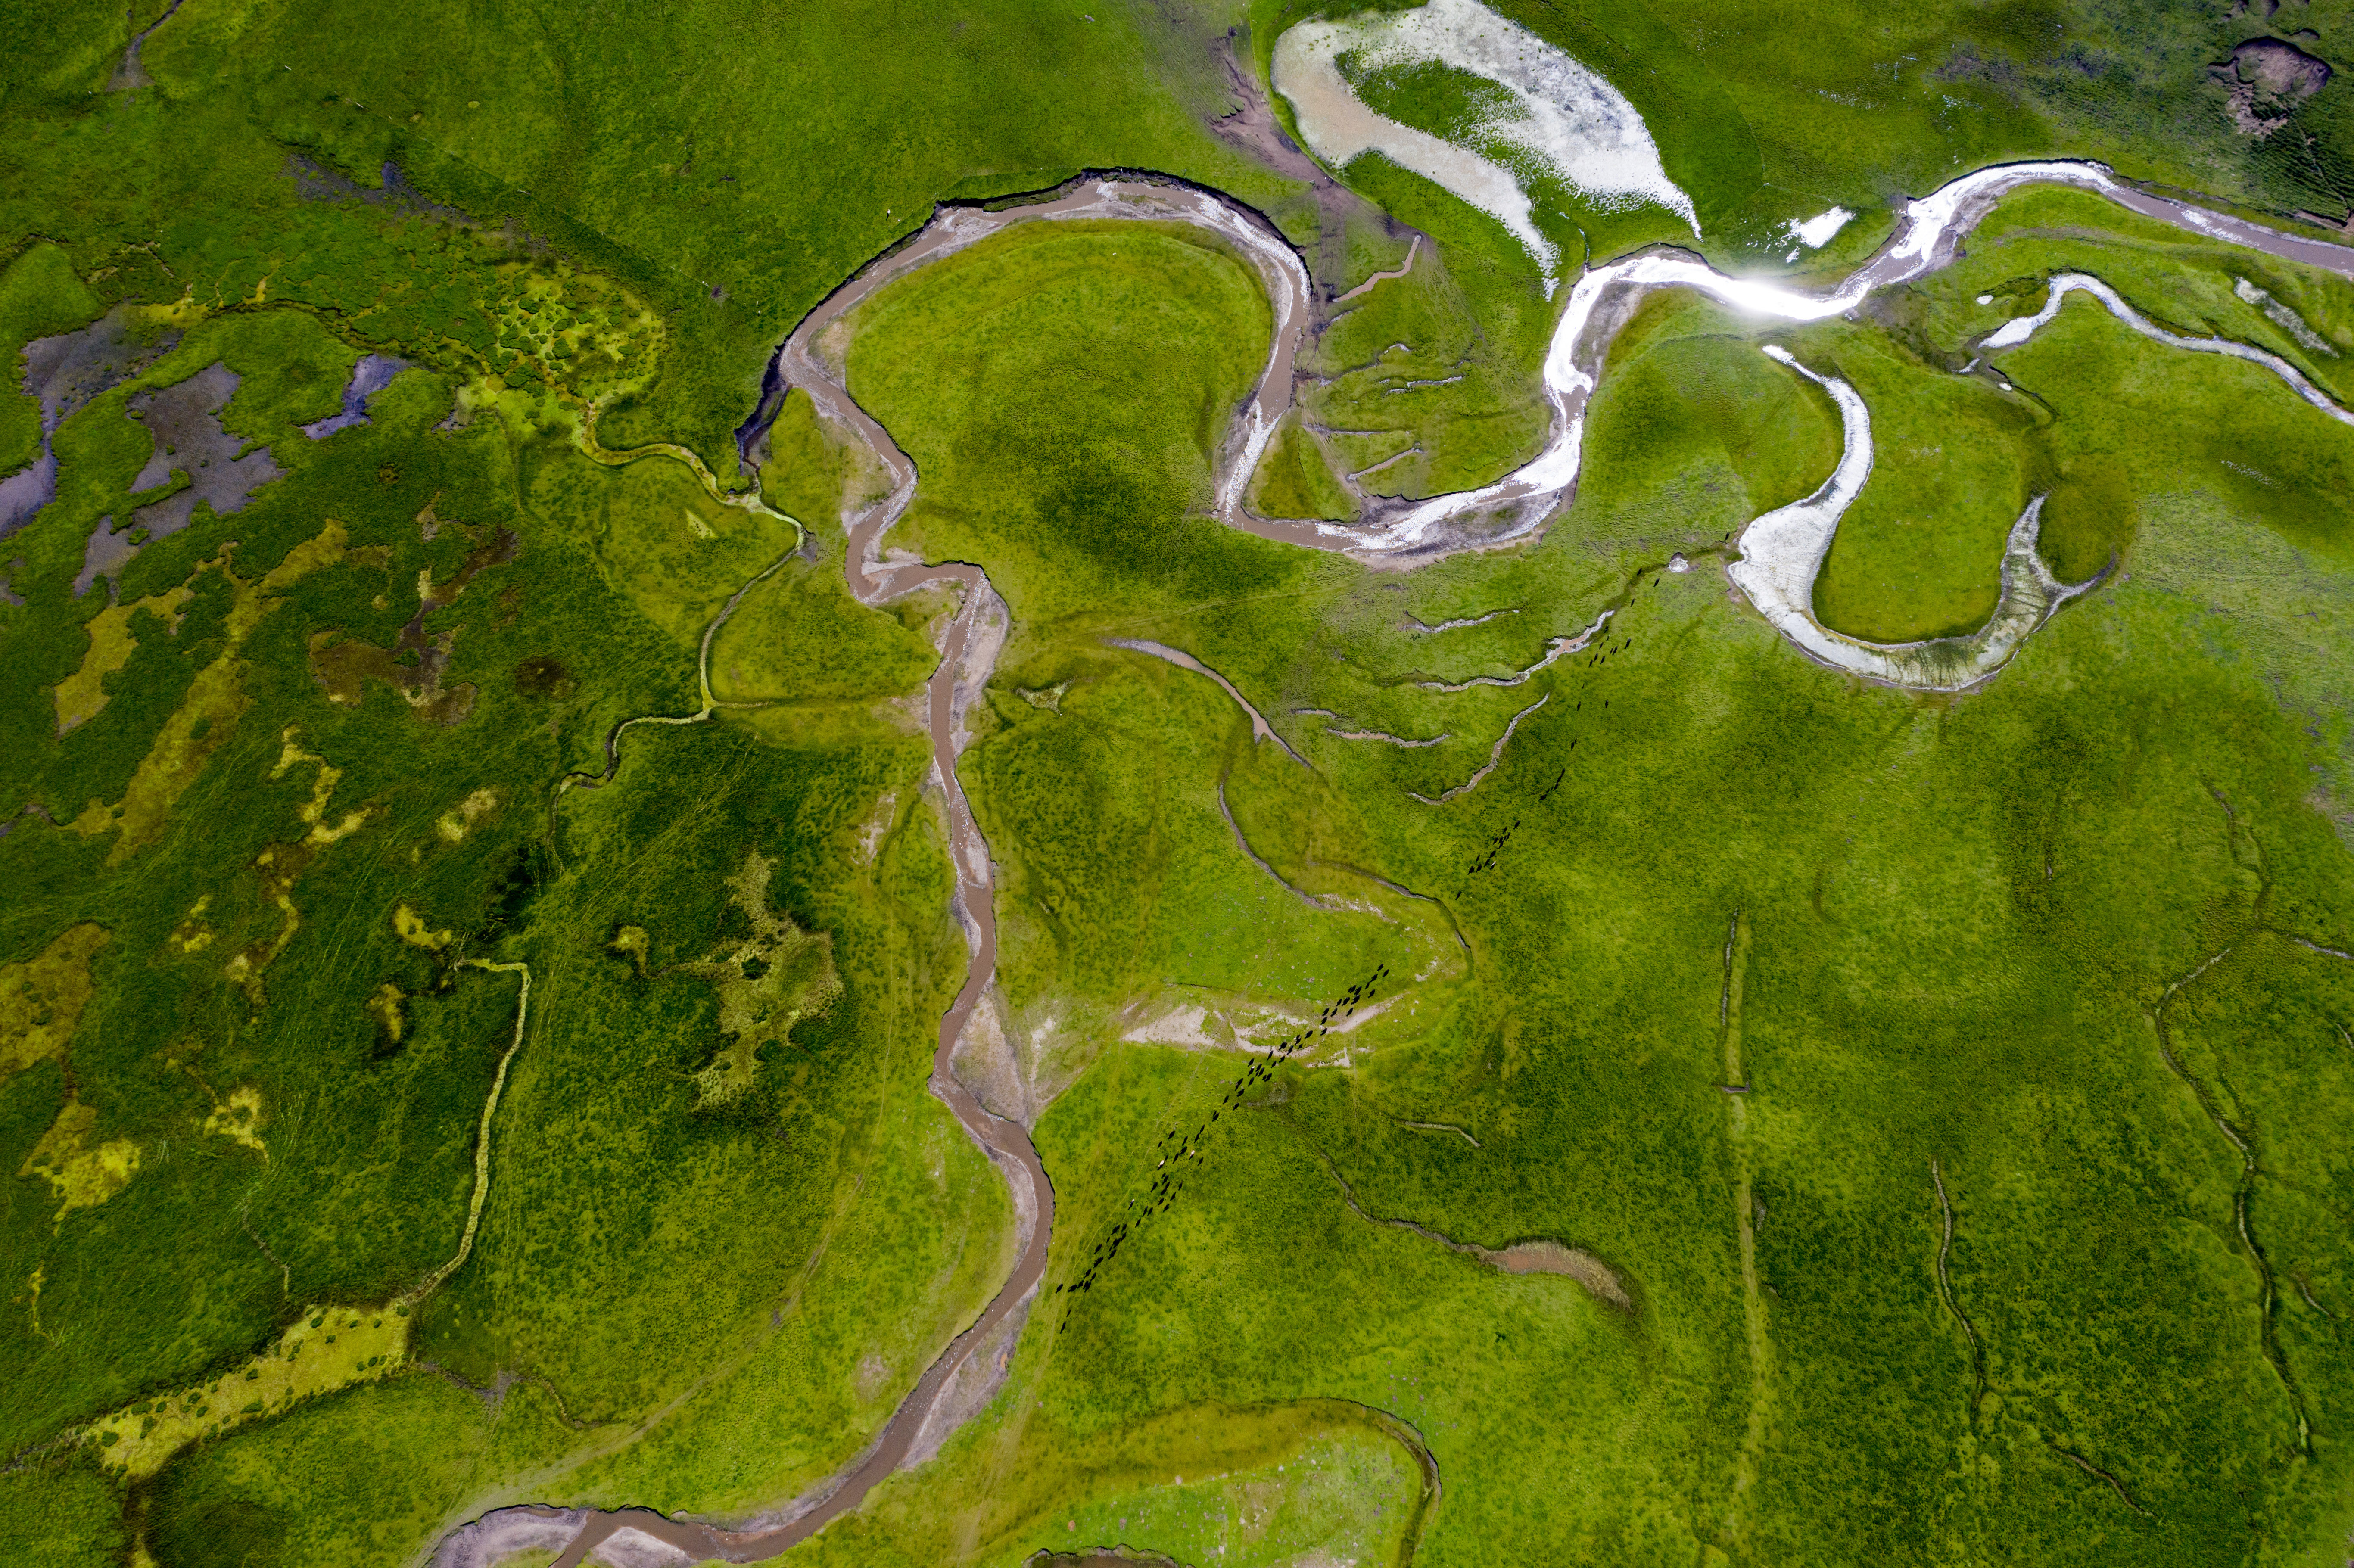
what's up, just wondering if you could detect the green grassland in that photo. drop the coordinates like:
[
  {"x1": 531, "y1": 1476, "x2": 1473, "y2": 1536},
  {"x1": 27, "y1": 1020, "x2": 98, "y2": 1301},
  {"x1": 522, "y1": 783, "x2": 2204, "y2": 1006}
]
[
  {"x1": 6, "y1": 1, "x2": 2354, "y2": 1565},
  {"x1": 697, "y1": 207, "x2": 2354, "y2": 1565},
  {"x1": 780, "y1": 480, "x2": 2354, "y2": 1568},
  {"x1": 128, "y1": 0, "x2": 1298, "y2": 476},
  {"x1": 846, "y1": 219, "x2": 1288, "y2": 617}
]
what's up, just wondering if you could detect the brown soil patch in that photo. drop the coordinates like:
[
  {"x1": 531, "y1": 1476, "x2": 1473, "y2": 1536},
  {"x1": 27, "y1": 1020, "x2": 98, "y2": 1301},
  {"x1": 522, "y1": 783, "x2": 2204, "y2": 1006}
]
[
  {"x1": 1471, "y1": 1239, "x2": 1632, "y2": 1308},
  {"x1": 1207, "y1": 33, "x2": 1421, "y2": 310},
  {"x1": 310, "y1": 517, "x2": 515, "y2": 724},
  {"x1": 514, "y1": 653, "x2": 574, "y2": 697},
  {"x1": 2214, "y1": 37, "x2": 2332, "y2": 137}
]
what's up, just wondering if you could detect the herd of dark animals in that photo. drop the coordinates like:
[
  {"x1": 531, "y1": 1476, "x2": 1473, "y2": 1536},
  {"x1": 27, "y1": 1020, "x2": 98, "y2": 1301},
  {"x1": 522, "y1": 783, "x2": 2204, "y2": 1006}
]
[
  {"x1": 1058, "y1": 962, "x2": 1394, "y2": 1318},
  {"x1": 1465, "y1": 565, "x2": 1671, "y2": 877},
  {"x1": 1053, "y1": 565, "x2": 1679, "y2": 1317}
]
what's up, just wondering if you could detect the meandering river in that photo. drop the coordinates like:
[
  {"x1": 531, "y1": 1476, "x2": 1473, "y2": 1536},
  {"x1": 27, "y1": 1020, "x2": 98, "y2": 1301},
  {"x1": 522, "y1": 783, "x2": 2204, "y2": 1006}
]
[{"x1": 436, "y1": 158, "x2": 2354, "y2": 1567}]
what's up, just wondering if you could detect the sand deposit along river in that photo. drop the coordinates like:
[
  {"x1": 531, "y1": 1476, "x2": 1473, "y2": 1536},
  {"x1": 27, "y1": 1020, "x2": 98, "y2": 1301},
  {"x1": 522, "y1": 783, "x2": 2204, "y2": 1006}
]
[{"x1": 436, "y1": 157, "x2": 2354, "y2": 1566}]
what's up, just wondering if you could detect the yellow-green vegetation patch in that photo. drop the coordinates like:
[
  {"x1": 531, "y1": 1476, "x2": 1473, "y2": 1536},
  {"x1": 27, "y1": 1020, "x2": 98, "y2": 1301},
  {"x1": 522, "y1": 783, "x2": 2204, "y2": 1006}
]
[
  {"x1": 393, "y1": 904, "x2": 452, "y2": 951},
  {"x1": 682, "y1": 852, "x2": 841, "y2": 1108},
  {"x1": 69, "y1": 521, "x2": 353, "y2": 861},
  {"x1": 367, "y1": 982, "x2": 407, "y2": 1045},
  {"x1": 53, "y1": 582, "x2": 194, "y2": 733},
  {"x1": 200, "y1": 1085, "x2": 267, "y2": 1157},
  {"x1": 271, "y1": 729, "x2": 374, "y2": 846},
  {"x1": 608, "y1": 924, "x2": 650, "y2": 975},
  {"x1": 0, "y1": 922, "x2": 109, "y2": 1079},
  {"x1": 483, "y1": 259, "x2": 663, "y2": 405},
  {"x1": 19, "y1": 1097, "x2": 140, "y2": 1216},
  {"x1": 166, "y1": 897, "x2": 215, "y2": 955},
  {"x1": 218, "y1": 732, "x2": 380, "y2": 1002},
  {"x1": 435, "y1": 787, "x2": 501, "y2": 842},
  {"x1": 90, "y1": 1305, "x2": 411, "y2": 1480}
]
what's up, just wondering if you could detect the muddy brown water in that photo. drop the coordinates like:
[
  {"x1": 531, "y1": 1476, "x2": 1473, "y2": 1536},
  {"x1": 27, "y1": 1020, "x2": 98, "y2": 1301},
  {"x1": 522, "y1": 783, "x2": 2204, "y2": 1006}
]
[{"x1": 442, "y1": 159, "x2": 2354, "y2": 1568}]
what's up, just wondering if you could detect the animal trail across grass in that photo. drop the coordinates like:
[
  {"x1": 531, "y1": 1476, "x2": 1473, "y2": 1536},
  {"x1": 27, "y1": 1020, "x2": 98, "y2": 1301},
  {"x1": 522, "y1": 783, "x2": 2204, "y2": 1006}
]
[
  {"x1": 1058, "y1": 962, "x2": 1397, "y2": 1319},
  {"x1": 1455, "y1": 566, "x2": 1663, "y2": 884}
]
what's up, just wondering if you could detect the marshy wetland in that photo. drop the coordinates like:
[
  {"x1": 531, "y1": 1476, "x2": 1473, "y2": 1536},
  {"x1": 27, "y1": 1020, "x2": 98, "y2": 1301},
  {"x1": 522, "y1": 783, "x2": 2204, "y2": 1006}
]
[{"x1": 9, "y1": 1, "x2": 2354, "y2": 1565}]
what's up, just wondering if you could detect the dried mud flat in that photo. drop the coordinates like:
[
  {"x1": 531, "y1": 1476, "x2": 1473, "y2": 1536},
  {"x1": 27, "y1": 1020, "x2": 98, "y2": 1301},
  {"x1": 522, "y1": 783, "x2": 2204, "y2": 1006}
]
[{"x1": 1472, "y1": 1240, "x2": 1631, "y2": 1309}]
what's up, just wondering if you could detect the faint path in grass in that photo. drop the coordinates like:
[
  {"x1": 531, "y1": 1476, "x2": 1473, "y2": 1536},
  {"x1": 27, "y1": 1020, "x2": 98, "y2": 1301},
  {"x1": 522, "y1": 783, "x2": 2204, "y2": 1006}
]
[{"x1": 1714, "y1": 910, "x2": 1774, "y2": 1555}]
